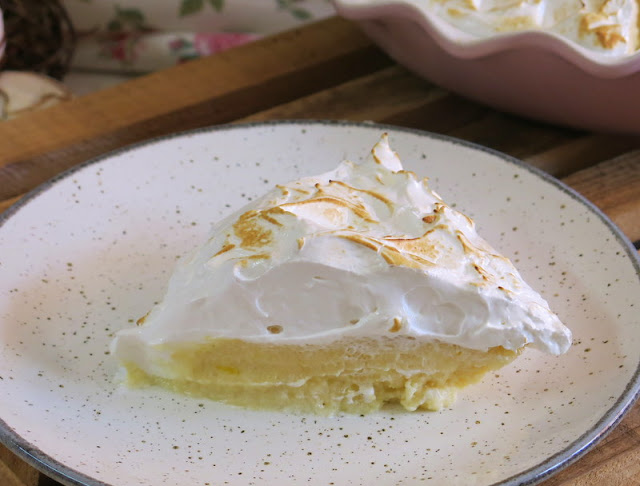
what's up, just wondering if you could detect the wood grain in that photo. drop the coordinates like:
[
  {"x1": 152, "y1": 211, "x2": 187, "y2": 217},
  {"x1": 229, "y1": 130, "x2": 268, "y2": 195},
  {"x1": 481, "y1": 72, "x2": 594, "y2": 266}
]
[
  {"x1": 526, "y1": 134, "x2": 640, "y2": 179},
  {"x1": 241, "y1": 66, "x2": 448, "y2": 123},
  {"x1": 240, "y1": 65, "x2": 495, "y2": 136},
  {"x1": 0, "y1": 444, "x2": 38, "y2": 486},
  {"x1": 563, "y1": 151, "x2": 640, "y2": 242},
  {"x1": 445, "y1": 111, "x2": 581, "y2": 162},
  {"x1": 0, "y1": 462, "x2": 24, "y2": 486}
]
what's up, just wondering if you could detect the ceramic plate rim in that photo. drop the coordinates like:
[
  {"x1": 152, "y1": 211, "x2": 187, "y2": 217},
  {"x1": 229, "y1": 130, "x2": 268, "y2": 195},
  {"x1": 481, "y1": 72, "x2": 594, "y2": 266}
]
[{"x1": 0, "y1": 120, "x2": 639, "y2": 486}]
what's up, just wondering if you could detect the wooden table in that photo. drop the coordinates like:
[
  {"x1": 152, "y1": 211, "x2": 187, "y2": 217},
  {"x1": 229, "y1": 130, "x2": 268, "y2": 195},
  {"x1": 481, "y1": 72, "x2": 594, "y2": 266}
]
[{"x1": 0, "y1": 16, "x2": 639, "y2": 486}]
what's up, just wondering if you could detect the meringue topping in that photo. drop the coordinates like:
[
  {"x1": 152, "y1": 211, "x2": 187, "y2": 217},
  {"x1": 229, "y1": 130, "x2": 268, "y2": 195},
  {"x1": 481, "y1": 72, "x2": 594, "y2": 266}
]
[
  {"x1": 111, "y1": 135, "x2": 572, "y2": 362},
  {"x1": 430, "y1": 0, "x2": 640, "y2": 56}
]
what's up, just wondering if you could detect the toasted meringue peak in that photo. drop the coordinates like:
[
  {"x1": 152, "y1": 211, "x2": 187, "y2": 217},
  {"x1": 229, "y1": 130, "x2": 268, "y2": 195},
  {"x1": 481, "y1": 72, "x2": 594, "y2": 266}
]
[{"x1": 112, "y1": 135, "x2": 572, "y2": 360}]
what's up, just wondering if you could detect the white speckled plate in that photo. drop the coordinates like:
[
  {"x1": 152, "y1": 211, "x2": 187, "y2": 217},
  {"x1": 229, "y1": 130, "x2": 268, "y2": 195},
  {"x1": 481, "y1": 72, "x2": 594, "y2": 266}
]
[{"x1": 0, "y1": 121, "x2": 639, "y2": 486}]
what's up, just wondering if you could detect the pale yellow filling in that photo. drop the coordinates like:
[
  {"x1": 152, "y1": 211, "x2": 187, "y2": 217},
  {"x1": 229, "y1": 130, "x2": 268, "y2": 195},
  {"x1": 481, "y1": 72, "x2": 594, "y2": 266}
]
[{"x1": 123, "y1": 337, "x2": 520, "y2": 415}]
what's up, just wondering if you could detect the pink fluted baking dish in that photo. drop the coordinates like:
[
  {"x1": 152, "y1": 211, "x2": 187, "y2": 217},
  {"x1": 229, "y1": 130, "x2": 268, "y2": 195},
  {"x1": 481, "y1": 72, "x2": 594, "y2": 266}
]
[{"x1": 333, "y1": 0, "x2": 640, "y2": 134}]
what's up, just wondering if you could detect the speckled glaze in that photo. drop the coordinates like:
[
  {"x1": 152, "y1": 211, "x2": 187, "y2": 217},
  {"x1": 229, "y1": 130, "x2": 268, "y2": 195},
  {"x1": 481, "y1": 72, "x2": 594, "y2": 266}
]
[
  {"x1": 333, "y1": 0, "x2": 640, "y2": 134},
  {"x1": 0, "y1": 121, "x2": 638, "y2": 486}
]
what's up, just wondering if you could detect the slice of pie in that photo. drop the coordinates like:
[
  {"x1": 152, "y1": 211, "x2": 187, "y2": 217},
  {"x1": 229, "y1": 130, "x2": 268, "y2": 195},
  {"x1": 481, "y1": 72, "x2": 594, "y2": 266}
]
[{"x1": 111, "y1": 135, "x2": 571, "y2": 414}]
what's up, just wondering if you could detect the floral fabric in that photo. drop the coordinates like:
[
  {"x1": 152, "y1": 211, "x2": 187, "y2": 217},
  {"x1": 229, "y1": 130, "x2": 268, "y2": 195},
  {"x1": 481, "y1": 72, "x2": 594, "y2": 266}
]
[{"x1": 63, "y1": 0, "x2": 335, "y2": 74}]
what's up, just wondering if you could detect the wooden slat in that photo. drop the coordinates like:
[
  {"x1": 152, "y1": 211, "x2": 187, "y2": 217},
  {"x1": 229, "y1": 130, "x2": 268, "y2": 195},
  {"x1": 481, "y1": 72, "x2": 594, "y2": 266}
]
[
  {"x1": 446, "y1": 111, "x2": 581, "y2": 163},
  {"x1": 0, "y1": 461, "x2": 25, "y2": 486},
  {"x1": 0, "y1": 17, "x2": 391, "y2": 202},
  {"x1": 0, "y1": 444, "x2": 38, "y2": 486},
  {"x1": 241, "y1": 66, "x2": 447, "y2": 123},
  {"x1": 526, "y1": 134, "x2": 640, "y2": 178},
  {"x1": 381, "y1": 93, "x2": 489, "y2": 134},
  {"x1": 563, "y1": 449, "x2": 640, "y2": 486},
  {"x1": 563, "y1": 151, "x2": 640, "y2": 242},
  {"x1": 241, "y1": 65, "x2": 492, "y2": 135}
]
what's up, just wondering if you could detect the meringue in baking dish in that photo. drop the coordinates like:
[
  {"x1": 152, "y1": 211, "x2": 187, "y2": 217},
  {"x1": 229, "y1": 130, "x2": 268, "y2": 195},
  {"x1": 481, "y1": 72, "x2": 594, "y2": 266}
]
[
  {"x1": 111, "y1": 135, "x2": 571, "y2": 414},
  {"x1": 430, "y1": 0, "x2": 640, "y2": 56}
]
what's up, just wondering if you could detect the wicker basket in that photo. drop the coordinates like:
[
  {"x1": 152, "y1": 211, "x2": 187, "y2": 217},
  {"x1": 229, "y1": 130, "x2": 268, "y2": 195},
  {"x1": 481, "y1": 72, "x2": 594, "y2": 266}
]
[{"x1": 0, "y1": 0, "x2": 76, "y2": 79}]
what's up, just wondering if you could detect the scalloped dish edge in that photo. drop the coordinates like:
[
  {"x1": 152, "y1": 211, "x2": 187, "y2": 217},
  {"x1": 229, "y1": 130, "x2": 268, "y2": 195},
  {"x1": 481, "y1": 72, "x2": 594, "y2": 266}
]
[{"x1": 334, "y1": 0, "x2": 640, "y2": 78}]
